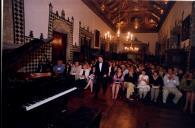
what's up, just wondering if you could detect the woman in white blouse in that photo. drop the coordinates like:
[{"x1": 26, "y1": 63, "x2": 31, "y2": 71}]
[
  {"x1": 76, "y1": 64, "x2": 90, "y2": 92},
  {"x1": 79, "y1": 64, "x2": 90, "y2": 80},
  {"x1": 84, "y1": 65, "x2": 95, "y2": 93},
  {"x1": 137, "y1": 70, "x2": 150, "y2": 99}
]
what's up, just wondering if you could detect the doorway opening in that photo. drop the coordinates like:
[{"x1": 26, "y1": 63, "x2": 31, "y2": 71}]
[{"x1": 52, "y1": 31, "x2": 67, "y2": 63}]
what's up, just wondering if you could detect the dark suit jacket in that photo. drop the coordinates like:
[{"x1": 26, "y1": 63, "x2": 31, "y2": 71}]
[
  {"x1": 64, "y1": 66, "x2": 71, "y2": 76},
  {"x1": 109, "y1": 66, "x2": 115, "y2": 78},
  {"x1": 95, "y1": 61, "x2": 109, "y2": 78}
]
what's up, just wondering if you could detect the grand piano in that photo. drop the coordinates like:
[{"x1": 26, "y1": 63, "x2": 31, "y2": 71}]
[
  {"x1": 2, "y1": 39, "x2": 77, "y2": 128},
  {"x1": 3, "y1": 39, "x2": 101, "y2": 128},
  {"x1": 3, "y1": 72, "x2": 77, "y2": 128}
]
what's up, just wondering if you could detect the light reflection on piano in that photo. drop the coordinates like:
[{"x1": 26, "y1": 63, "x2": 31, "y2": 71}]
[{"x1": 30, "y1": 72, "x2": 52, "y2": 79}]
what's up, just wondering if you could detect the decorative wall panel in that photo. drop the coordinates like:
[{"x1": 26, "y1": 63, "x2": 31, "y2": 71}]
[
  {"x1": 48, "y1": 3, "x2": 74, "y2": 62},
  {"x1": 13, "y1": 0, "x2": 25, "y2": 44},
  {"x1": 17, "y1": 42, "x2": 52, "y2": 73}
]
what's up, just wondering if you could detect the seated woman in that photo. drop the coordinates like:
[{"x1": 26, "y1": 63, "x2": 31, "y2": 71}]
[
  {"x1": 112, "y1": 67, "x2": 124, "y2": 100},
  {"x1": 124, "y1": 66, "x2": 137, "y2": 100},
  {"x1": 85, "y1": 65, "x2": 95, "y2": 93},
  {"x1": 150, "y1": 71, "x2": 163, "y2": 102},
  {"x1": 137, "y1": 70, "x2": 150, "y2": 99},
  {"x1": 78, "y1": 64, "x2": 90, "y2": 89},
  {"x1": 180, "y1": 72, "x2": 195, "y2": 114}
]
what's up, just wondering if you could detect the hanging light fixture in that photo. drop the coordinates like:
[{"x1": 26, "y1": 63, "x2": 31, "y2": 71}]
[
  {"x1": 104, "y1": 31, "x2": 112, "y2": 41},
  {"x1": 117, "y1": 25, "x2": 120, "y2": 37},
  {"x1": 124, "y1": 33, "x2": 139, "y2": 52}
]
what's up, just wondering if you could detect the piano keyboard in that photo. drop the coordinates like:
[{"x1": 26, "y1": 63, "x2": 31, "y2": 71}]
[{"x1": 24, "y1": 87, "x2": 77, "y2": 111}]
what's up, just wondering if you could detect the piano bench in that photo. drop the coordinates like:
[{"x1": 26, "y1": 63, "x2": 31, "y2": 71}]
[{"x1": 66, "y1": 106, "x2": 102, "y2": 128}]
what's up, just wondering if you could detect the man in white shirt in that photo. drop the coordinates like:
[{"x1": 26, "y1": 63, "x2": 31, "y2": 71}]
[
  {"x1": 163, "y1": 68, "x2": 182, "y2": 104},
  {"x1": 94, "y1": 56, "x2": 109, "y2": 99}
]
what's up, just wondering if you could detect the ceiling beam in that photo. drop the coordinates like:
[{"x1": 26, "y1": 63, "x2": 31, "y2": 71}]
[
  {"x1": 82, "y1": 0, "x2": 175, "y2": 33},
  {"x1": 82, "y1": 0, "x2": 116, "y2": 31}
]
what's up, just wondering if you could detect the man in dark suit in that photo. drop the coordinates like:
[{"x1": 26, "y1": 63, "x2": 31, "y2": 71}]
[
  {"x1": 94, "y1": 56, "x2": 109, "y2": 99},
  {"x1": 64, "y1": 63, "x2": 71, "y2": 77}
]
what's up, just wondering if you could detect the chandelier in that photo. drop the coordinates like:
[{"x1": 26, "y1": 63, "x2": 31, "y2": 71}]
[
  {"x1": 104, "y1": 31, "x2": 112, "y2": 41},
  {"x1": 124, "y1": 32, "x2": 139, "y2": 52}
]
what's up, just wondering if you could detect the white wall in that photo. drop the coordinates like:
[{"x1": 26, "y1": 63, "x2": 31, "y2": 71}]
[
  {"x1": 159, "y1": 1, "x2": 192, "y2": 39},
  {"x1": 133, "y1": 33, "x2": 158, "y2": 55},
  {"x1": 26, "y1": 1, "x2": 193, "y2": 55},
  {"x1": 24, "y1": 0, "x2": 49, "y2": 38},
  {"x1": 24, "y1": 0, "x2": 114, "y2": 46}
]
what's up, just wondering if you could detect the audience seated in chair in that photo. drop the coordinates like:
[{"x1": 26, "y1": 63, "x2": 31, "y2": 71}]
[
  {"x1": 150, "y1": 70, "x2": 163, "y2": 102},
  {"x1": 112, "y1": 67, "x2": 124, "y2": 100},
  {"x1": 53, "y1": 60, "x2": 65, "y2": 76},
  {"x1": 137, "y1": 70, "x2": 150, "y2": 99},
  {"x1": 124, "y1": 66, "x2": 137, "y2": 100},
  {"x1": 180, "y1": 72, "x2": 195, "y2": 114},
  {"x1": 163, "y1": 68, "x2": 182, "y2": 104}
]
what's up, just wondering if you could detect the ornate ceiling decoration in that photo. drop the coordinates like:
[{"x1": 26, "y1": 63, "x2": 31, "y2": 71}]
[{"x1": 82, "y1": 0, "x2": 175, "y2": 33}]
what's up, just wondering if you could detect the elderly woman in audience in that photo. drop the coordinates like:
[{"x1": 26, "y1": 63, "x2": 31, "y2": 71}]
[
  {"x1": 163, "y1": 68, "x2": 182, "y2": 104},
  {"x1": 112, "y1": 66, "x2": 124, "y2": 100},
  {"x1": 137, "y1": 70, "x2": 150, "y2": 99},
  {"x1": 150, "y1": 70, "x2": 163, "y2": 102},
  {"x1": 180, "y1": 72, "x2": 195, "y2": 114}
]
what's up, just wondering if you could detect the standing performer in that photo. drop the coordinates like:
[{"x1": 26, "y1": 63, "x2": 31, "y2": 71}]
[{"x1": 94, "y1": 56, "x2": 109, "y2": 99}]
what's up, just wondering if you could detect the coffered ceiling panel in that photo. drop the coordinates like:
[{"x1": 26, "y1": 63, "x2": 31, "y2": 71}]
[{"x1": 82, "y1": 0, "x2": 175, "y2": 33}]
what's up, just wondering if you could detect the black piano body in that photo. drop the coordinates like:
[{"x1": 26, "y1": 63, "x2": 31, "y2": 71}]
[{"x1": 3, "y1": 72, "x2": 77, "y2": 128}]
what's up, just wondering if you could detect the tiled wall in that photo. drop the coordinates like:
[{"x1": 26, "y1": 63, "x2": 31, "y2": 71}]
[
  {"x1": 16, "y1": 2, "x2": 75, "y2": 72},
  {"x1": 17, "y1": 42, "x2": 52, "y2": 72},
  {"x1": 13, "y1": 0, "x2": 25, "y2": 44},
  {"x1": 3, "y1": 0, "x2": 14, "y2": 44}
]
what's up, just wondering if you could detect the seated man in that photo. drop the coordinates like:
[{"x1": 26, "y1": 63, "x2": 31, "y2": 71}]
[
  {"x1": 53, "y1": 60, "x2": 65, "y2": 76},
  {"x1": 163, "y1": 68, "x2": 182, "y2": 104}
]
